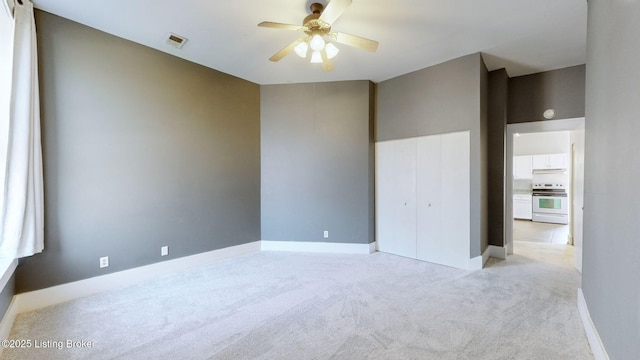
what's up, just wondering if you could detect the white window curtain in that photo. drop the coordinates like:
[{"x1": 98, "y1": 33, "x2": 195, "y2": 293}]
[
  {"x1": 0, "y1": 0, "x2": 44, "y2": 258},
  {"x1": 0, "y1": 1, "x2": 14, "y2": 193}
]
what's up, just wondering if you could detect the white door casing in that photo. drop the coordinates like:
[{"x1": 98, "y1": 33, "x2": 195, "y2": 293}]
[
  {"x1": 505, "y1": 118, "x2": 585, "y2": 262},
  {"x1": 572, "y1": 129, "x2": 585, "y2": 273}
]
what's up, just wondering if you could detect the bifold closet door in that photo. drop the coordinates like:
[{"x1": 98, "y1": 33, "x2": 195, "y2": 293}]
[
  {"x1": 417, "y1": 131, "x2": 470, "y2": 269},
  {"x1": 376, "y1": 138, "x2": 417, "y2": 258},
  {"x1": 440, "y1": 131, "x2": 470, "y2": 269},
  {"x1": 416, "y1": 135, "x2": 442, "y2": 262}
]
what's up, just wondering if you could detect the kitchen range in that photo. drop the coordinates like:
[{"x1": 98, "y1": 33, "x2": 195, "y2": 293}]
[
  {"x1": 531, "y1": 173, "x2": 568, "y2": 224},
  {"x1": 512, "y1": 153, "x2": 570, "y2": 224}
]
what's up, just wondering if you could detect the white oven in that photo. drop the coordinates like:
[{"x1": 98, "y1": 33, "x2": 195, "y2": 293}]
[
  {"x1": 531, "y1": 173, "x2": 569, "y2": 224},
  {"x1": 532, "y1": 193, "x2": 568, "y2": 224}
]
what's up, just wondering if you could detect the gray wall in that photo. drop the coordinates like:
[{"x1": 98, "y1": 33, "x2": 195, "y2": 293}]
[
  {"x1": 583, "y1": 1, "x2": 640, "y2": 358},
  {"x1": 487, "y1": 69, "x2": 508, "y2": 247},
  {"x1": 377, "y1": 53, "x2": 487, "y2": 257},
  {"x1": 508, "y1": 65, "x2": 585, "y2": 124},
  {"x1": 16, "y1": 11, "x2": 261, "y2": 293},
  {"x1": 261, "y1": 81, "x2": 374, "y2": 244}
]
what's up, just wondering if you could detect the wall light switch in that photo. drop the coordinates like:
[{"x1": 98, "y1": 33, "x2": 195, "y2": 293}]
[
  {"x1": 161, "y1": 246, "x2": 169, "y2": 256},
  {"x1": 323, "y1": 231, "x2": 329, "y2": 238}
]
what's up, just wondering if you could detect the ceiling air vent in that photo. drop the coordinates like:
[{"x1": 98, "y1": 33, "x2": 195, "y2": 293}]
[{"x1": 166, "y1": 33, "x2": 188, "y2": 49}]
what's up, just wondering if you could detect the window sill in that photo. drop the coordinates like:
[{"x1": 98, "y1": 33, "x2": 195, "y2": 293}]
[{"x1": 0, "y1": 258, "x2": 17, "y2": 293}]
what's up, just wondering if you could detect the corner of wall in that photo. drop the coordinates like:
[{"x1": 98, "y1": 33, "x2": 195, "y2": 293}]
[
  {"x1": 369, "y1": 81, "x2": 377, "y2": 244},
  {"x1": 479, "y1": 54, "x2": 490, "y2": 254}
]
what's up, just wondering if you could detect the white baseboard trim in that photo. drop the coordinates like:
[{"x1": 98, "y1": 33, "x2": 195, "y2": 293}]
[
  {"x1": 577, "y1": 288, "x2": 609, "y2": 360},
  {"x1": 13, "y1": 241, "x2": 261, "y2": 314},
  {"x1": 489, "y1": 245, "x2": 507, "y2": 260},
  {"x1": 468, "y1": 254, "x2": 484, "y2": 270},
  {"x1": 261, "y1": 240, "x2": 376, "y2": 255},
  {"x1": 469, "y1": 245, "x2": 506, "y2": 270}
]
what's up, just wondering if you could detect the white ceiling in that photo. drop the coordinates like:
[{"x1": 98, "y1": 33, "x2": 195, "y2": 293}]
[{"x1": 32, "y1": 0, "x2": 587, "y2": 85}]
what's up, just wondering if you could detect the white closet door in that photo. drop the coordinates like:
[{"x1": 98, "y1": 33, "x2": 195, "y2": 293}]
[
  {"x1": 375, "y1": 141, "x2": 396, "y2": 254},
  {"x1": 375, "y1": 139, "x2": 417, "y2": 258},
  {"x1": 440, "y1": 131, "x2": 470, "y2": 269},
  {"x1": 416, "y1": 135, "x2": 442, "y2": 262}
]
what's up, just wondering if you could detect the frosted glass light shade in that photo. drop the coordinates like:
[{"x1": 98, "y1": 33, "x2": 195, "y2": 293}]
[
  {"x1": 325, "y1": 43, "x2": 339, "y2": 59},
  {"x1": 309, "y1": 34, "x2": 325, "y2": 51},
  {"x1": 310, "y1": 51, "x2": 323, "y2": 63},
  {"x1": 294, "y1": 41, "x2": 308, "y2": 58}
]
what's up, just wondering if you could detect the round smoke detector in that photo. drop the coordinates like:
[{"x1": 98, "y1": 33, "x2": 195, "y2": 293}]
[{"x1": 543, "y1": 109, "x2": 556, "y2": 119}]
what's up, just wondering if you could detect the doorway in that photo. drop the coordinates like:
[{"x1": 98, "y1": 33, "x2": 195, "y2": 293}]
[{"x1": 505, "y1": 118, "x2": 585, "y2": 272}]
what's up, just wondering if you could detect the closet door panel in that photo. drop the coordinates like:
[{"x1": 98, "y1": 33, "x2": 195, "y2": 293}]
[
  {"x1": 391, "y1": 138, "x2": 417, "y2": 258},
  {"x1": 440, "y1": 131, "x2": 470, "y2": 269},
  {"x1": 375, "y1": 139, "x2": 417, "y2": 258},
  {"x1": 375, "y1": 141, "x2": 395, "y2": 254},
  {"x1": 416, "y1": 135, "x2": 441, "y2": 262}
]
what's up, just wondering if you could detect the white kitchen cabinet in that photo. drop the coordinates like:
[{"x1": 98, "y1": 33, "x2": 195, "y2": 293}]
[
  {"x1": 376, "y1": 131, "x2": 470, "y2": 269},
  {"x1": 532, "y1": 153, "x2": 567, "y2": 170},
  {"x1": 513, "y1": 156, "x2": 533, "y2": 179},
  {"x1": 513, "y1": 194, "x2": 532, "y2": 220}
]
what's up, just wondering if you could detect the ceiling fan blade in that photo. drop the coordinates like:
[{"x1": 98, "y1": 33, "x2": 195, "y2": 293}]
[
  {"x1": 333, "y1": 32, "x2": 379, "y2": 52},
  {"x1": 258, "y1": 21, "x2": 303, "y2": 31},
  {"x1": 319, "y1": 0, "x2": 352, "y2": 25},
  {"x1": 269, "y1": 38, "x2": 305, "y2": 62},
  {"x1": 321, "y1": 51, "x2": 335, "y2": 72}
]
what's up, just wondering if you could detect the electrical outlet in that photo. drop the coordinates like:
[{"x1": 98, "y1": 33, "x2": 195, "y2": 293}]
[
  {"x1": 323, "y1": 230, "x2": 329, "y2": 238},
  {"x1": 161, "y1": 246, "x2": 169, "y2": 256},
  {"x1": 99, "y1": 256, "x2": 109, "y2": 268}
]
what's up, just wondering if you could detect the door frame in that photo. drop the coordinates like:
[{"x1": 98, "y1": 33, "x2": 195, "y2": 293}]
[{"x1": 504, "y1": 117, "x2": 585, "y2": 255}]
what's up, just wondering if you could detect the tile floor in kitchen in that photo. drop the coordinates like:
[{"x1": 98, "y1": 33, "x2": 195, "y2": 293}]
[{"x1": 513, "y1": 219, "x2": 570, "y2": 244}]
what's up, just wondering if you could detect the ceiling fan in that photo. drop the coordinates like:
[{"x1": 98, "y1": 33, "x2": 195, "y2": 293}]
[{"x1": 258, "y1": 0, "x2": 379, "y2": 72}]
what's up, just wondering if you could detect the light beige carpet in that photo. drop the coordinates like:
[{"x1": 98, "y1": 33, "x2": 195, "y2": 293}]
[{"x1": 2, "y1": 243, "x2": 592, "y2": 359}]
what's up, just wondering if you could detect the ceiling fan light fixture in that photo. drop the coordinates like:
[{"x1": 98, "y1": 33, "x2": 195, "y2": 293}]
[
  {"x1": 258, "y1": 0, "x2": 379, "y2": 71},
  {"x1": 294, "y1": 41, "x2": 309, "y2": 58},
  {"x1": 325, "y1": 42, "x2": 339, "y2": 59},
  {"x1": 310, "y1": 50, "x2": 323, "y2": 63},
  {"x1": 309, "y1": 34, "x2": 325, "y2": 51}
]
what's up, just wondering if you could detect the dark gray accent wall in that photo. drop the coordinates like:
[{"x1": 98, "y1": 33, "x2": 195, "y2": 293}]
[
  {"x1": 261, "y1": 81, "x2": 374, "y2": 244},
  {"x1": 508, "y1": 65, "x2": 585, "y2": 124},
  {"x1": 490, "y1": 65, "x2": 585, "y2": 249},
  {"x1": 487, "y1": 69, "x2": 508, "y2": 247},
  {"x1": 377, "y1": 53, "x2": 487, "y2": 257},
  {"x1": 17, "y1": 11, "x2": 260, "y2": 293},
  {"x1": 479, "y1": 59, "x2": 489, "y2": 253},
  {"x1": 583, "y1": 1, "x2": 640, "y2": 358}
]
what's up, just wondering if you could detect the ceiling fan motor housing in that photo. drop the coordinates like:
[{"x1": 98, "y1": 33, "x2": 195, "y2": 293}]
[
  {"x1": 309, "y1": 2, "x2": 324, "y2": 14},
  {"x1": 304, "y1": 3, "x2": 331, "y2": 35}
]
